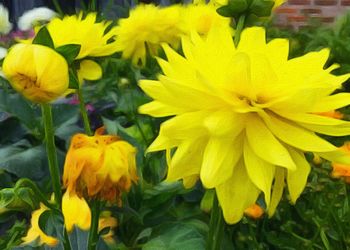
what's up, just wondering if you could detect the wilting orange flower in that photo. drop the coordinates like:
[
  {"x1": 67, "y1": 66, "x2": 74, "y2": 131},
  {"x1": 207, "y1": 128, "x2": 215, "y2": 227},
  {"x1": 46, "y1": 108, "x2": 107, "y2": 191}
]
[
  {"x1": 331, "y1": 142, "x2": 350, "y2": 183},
  {"x1": 244, "y1": 204, "x2": 264, "y2": 219},
  {"x1": 63, "y1": 127, "x2": 138, "y2": 202}
]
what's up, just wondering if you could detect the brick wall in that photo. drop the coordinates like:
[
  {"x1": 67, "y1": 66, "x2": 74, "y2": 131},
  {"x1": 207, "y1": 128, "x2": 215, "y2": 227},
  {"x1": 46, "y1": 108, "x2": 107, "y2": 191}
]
[{"x1": 274, "y1": 0, "x2": 350, "y2": 29}]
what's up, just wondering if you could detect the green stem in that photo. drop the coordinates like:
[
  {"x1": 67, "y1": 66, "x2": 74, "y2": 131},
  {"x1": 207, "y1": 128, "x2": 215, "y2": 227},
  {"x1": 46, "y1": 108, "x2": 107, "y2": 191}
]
[
  {"x1": 16, "y1": 178, "x2": 57, "y2": 211},
  {"x1": 52, "y1": 0, "x2": 64, "y2": 16},
  {"x1": 77, "y1": 88, "x2": 93, "y2": 136},
  {"x1": 90, "y1": 0, "x2": 97, "y2": 11},
  {"x1": 41, "y1": 104, "x2": 62, "y2": 205},
  {"x1": 206, "y1": 191, "x2": 224, "y2": 250},
  {"x1": 234, "y1": 15, "x2": 246, "y2": 47},
  {"x1": 88, "y1": 200, "x2": 101, "y2": 250}
]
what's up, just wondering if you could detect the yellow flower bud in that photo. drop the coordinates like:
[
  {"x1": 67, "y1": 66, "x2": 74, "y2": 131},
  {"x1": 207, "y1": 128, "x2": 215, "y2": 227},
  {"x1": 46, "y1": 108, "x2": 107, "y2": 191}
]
[{"x1": 3, "y1": 43, "x2": 69, "y2": 103}]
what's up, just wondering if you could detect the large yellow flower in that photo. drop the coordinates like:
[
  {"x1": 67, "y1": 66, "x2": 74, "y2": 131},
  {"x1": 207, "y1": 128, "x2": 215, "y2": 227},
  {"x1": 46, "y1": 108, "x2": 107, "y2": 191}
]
[
  {"x1": 63, "y1": 127, "x2": 138, "y2": 202},
  {"x1": 47, "y1": 12, "x2": 118, "y2": 59},
  {"x1": 114, "y1": 4, "x2": 184, "y2": 66},
  {"x1": 3, "y1": 43, "x2": 69, "y2": 103},
  {"x1": 22, "y1": 204, "x2": 59, "y2": 247},
  {"x1": 139, "y1": 26, "x2": 350, "y2": 224}
]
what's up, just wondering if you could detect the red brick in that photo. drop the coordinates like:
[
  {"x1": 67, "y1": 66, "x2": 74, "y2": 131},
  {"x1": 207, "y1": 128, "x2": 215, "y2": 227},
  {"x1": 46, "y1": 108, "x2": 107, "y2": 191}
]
[
  {"x1": 341, "y1": 0, "x2": 350, "y2": 5},
  {"x1": 320, "y1": 16, "x2": 335, "y2": 22},
  {"x1": 275, "y1": 7, "x2": 298, "y2": 14},
  {"x1": 301, "y1": 8, "x2": 322, "y2": 14},
  {"x1": 288, "y1": 0, "x2": 311, "y2": 4},
  {"x1": 287, "y1": 15, "x2": 308, "y2": 22},
  {"x1": 314, "y1": 0, "x2": 338, "y2": 5}
]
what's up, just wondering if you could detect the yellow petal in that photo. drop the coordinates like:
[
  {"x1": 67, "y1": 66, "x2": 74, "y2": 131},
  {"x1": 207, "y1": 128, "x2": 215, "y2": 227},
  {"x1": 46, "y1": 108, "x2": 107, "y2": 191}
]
[
  {"x1": 246, "y1": 115, "x2": 295, "y2": 169},
  {"x1": 286, "y1": 147, "x2": 310, "y2": 204},
  {"x1": 310, "y1": 93, "x2": 350, "y2": 112},
  {"x1": 262, "y1": 113, "x2": 336, "y2": 152},
  {"x1": 62, "y1": 191, "x2": 91, "y2": 232},
  {"x1": 300, "y1": 122, "x2": 350, "y2": 136},
  {"x1": 216, "y1": 160, "x2": 260, "y2": 224},
  {"x1": 200, "y1": 136, "x2": 242, "y2": 188},
  {"x1": 243, "y1": 139, "x2": 275, "y2": 207},
  {"x1": 238, "y1": 27, "x2": 266, "y2": 53},
  {"x1": 268, "y1": 167, "x2": 285, "y2": 217},
  {"x1": 78, "y1": 60, "x2": 102, "y2": 81}
]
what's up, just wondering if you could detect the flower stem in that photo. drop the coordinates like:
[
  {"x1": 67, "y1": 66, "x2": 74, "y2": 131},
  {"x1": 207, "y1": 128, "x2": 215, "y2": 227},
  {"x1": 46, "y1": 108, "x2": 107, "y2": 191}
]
[
  {"x1": 234, "y1": 15, "x2": 246, "y2": 47},
  {"x1": 88, "y1": 200, "x2": 100, "y2": 250},
  {"x1": 77, "y1": 88, "x2": 93, "y2": 136},
  {"x1": 16, "y1": 178, "x2": 57, "y2": 211},
  {"x1": 41, "y1": 104, "x2": 62, "y2": 205},
  {"x1": 206, "y1": 191, "x2": 224, "y2": 250},
  {"x1": 90, "y1": 0, "x2": 97, "y2": 11},
  {"x1": 52, "y1": 0, "x2": 64, "y2": 16}
]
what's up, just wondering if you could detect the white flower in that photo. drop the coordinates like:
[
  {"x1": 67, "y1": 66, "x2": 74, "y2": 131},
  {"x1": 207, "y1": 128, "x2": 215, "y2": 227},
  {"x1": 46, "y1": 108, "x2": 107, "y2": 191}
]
[
  {"x1": 0, "y1": 47, "x2": 7, "y2": 59},
  {"x1": 0, "y1": 4, "x2": 12, "y2": 34},
  {"x1": 18, "y1": 7, "x2": 57, "y2": 31}
]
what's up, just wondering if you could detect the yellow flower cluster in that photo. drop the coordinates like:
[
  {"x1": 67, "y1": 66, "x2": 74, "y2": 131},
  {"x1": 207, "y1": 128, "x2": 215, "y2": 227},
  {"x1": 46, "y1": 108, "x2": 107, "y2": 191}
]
[
  {"x1": 139, "y1": 26, "x2": 350, "y2": 224},
  {"x1": 114, "y1": 3, "x2": 232, "y2": 66}
]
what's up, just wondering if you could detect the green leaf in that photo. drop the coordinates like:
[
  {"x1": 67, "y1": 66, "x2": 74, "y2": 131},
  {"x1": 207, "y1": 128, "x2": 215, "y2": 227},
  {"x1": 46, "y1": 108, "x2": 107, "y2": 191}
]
[
  {"x1": 38, "y1": 209, "x2": 64, "y2": 240},
  {"x1": 32, "y1": 27, "x2": 54, "y2": 48},
  {"x1": 55, "y1": 44, "x2": 81, "y2": 64},
  {"x1": 249, "y1": 0, "x2": 274, "y2": 17},
  {"x1": 217, "y1": 0, "x2": 248, "y2": 17},
  {"x1": 143, "y1": 223, "x2": 206, "y2": 250},
  {"x1": 0, "y1": 142, "x2": 47, "y2": 180}
]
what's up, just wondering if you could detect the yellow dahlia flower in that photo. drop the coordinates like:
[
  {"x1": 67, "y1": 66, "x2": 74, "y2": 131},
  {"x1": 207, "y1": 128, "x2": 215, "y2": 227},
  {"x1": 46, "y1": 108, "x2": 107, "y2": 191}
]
[
  {"x1": 22, "y1": 204, "x2": 58, "y2": 247},
  {"x1": 3, "y1": 43, "x2": 69, "y2": 103},
  {"x1": 114, "y1": 4, "x2": 184, "y2": 66},
  {"x1": 47, "y1": 12, "x2": 118, "y2": 59},
  {"x1": 63, "y1": 127, "x2": 138, "y2": 202},
  {"x1": 139, "y1": 26, "x2": 350, "y2": 223}
]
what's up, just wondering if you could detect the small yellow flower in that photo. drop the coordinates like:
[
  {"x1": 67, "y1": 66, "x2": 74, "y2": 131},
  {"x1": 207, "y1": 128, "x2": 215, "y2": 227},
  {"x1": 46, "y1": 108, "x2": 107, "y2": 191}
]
[
  {"x1": 3, "y1": 43, "x2": 69, "y2": 103},
  {"x1": 22, "y1": 204, "x2": 59, "y2": 247},
  {"x1": 114, "y1": 4, "x2": 184, "y2": 66},
  {"x1": 139, "y1": 26, "x2": 350, "y2": 224},
  {"x1": 47, "y1": 12, "x2": 119, "y2": 59},
  {"x1": 62, "y1": 191, "x2": 91, "y2": 232},
  {"x1": 63, "y1": 127, "x2": 138, "y2": 202},
  {"x1": 244, "y1": 204, "x2": 264, "y2": 219},
  {"x1": 181, "y1": 3, "x2": 233, "y2": 36}
]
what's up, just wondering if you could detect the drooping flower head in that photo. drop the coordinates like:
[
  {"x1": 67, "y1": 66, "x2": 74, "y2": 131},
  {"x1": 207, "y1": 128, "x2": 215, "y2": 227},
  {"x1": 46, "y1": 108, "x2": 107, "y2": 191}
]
[
  {"x1": 139, "y1": 26, "x2": 350, "y2": 223},
  {"x1": 114, "y1": 4, "x2": 184, "y2": 66},
  {"x1": 63, "y1": 127, "x2": 138, "y2": 202},
  {"x1": 46, "y1": 12, "x2": 118, "y2": 59},
  {"x1": 22, "y1": 204, "x2": 59, "y2": 247},
  {"x1": 3, "y1": 43, "x2": 69, "y2": 103}
]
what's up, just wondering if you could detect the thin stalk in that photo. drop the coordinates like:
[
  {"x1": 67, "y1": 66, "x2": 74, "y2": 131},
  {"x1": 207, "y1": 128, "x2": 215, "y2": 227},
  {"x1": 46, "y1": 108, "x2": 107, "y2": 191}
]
[
  {"x1": 206, "y1": 191, "x2": 224, "y2": 250},
  {"x1": 77, "y1": 88, "x2": 93, "y2": 136},
  {"x1": 41, "y1": 104, "x2": 62, "y2": 205},
  {"x1": 88, "y1": 200, "x2": 101, "y2": 250},
  {"x1": 52, "y1": 0, "x2": 64, "y2": 16},
  {"x1": 234, "y1": 15, "x2": 246, "y2": 46},
  {"x1": 90, "y1": 0, "x2": 97, "y2": 11},
  {"x1": 16, "y1": 178, "x2": 57, "y2": 211}
]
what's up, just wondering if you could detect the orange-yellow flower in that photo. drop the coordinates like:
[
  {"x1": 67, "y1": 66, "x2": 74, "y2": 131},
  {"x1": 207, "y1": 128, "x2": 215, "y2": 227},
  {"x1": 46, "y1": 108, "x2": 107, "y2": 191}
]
[
  {"x1": 244, "y1": 204, "x2": 264, "y2": 219},
  {"x1": 63, "y1": 127, "x2": 138, "y2": 202},
  {"x1": 99, "y1": 211, "x2": 118, "y2": 244},
  {"x1": 21, "y1": 204, "x2": 59, "y2": 247}
]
